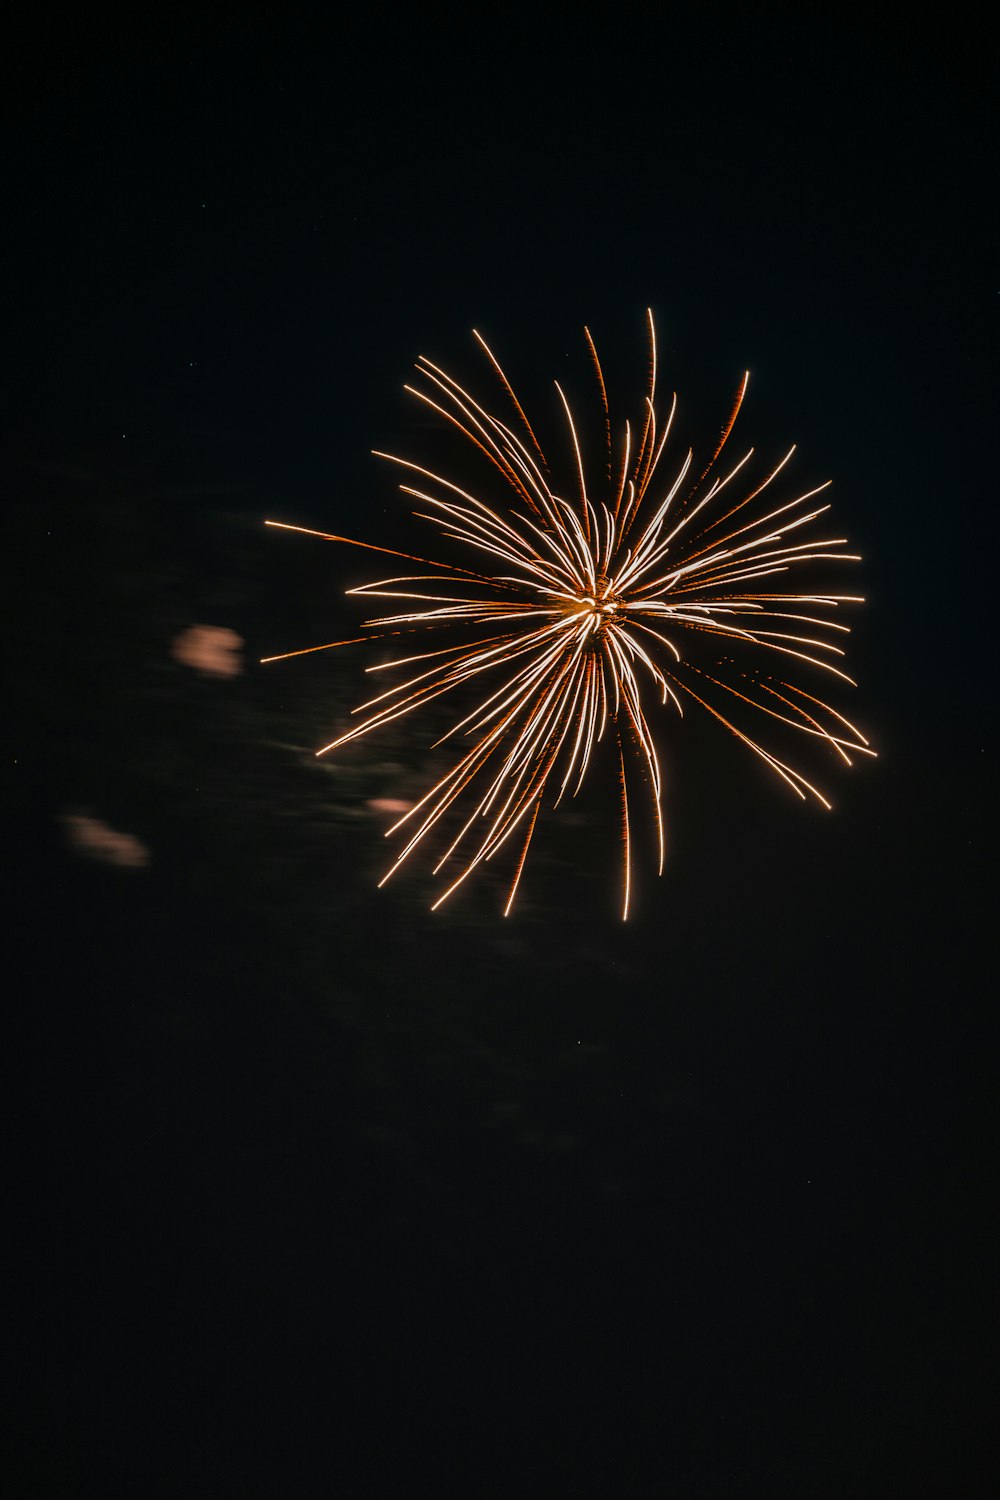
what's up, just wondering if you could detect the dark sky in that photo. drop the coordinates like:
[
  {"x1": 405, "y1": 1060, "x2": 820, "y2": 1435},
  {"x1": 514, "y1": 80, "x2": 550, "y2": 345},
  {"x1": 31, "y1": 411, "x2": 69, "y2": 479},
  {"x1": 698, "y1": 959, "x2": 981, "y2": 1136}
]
[{"x1": 6, "y1": 15, "x2": 994, "y2": 1497}]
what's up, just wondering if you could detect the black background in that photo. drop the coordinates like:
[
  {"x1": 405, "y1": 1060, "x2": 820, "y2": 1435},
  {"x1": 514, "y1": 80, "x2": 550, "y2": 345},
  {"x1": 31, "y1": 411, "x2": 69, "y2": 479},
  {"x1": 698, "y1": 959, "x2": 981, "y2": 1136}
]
[{"x1": 5, "y1": 13, "x2": 993, "y2": 1496}]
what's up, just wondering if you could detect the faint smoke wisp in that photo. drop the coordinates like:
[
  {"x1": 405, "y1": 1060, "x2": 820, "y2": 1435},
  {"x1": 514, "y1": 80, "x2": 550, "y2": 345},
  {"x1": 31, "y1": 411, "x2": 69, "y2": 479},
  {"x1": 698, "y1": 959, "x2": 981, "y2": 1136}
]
[
  {"x1": 171, "y1": 624, "x2": 244, "y2": 677},
  {"x1": 62, "y1": 813, "x2": 150, "y2": 869}
]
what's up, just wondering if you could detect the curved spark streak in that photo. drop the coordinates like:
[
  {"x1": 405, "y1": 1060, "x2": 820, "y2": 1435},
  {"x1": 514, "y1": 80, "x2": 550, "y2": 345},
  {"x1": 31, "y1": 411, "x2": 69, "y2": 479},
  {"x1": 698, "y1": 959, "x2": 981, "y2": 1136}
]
[{"x1": 265, "y1": 314, "x2": 871, "y2": 916}]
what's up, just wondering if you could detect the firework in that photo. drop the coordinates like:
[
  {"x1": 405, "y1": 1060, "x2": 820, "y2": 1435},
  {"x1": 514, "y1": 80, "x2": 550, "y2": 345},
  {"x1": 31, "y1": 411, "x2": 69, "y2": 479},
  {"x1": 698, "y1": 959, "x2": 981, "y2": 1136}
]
[{"x1": 265, "y1": 312, "x2": 872, "y2": 917}]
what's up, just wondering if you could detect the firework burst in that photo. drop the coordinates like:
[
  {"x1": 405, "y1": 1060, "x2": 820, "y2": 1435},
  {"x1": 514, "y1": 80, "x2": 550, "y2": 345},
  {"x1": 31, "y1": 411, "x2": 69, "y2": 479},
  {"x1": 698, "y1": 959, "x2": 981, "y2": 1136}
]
[{"x1": 265, "y1": 312, "x2": 873, "y2": 917}]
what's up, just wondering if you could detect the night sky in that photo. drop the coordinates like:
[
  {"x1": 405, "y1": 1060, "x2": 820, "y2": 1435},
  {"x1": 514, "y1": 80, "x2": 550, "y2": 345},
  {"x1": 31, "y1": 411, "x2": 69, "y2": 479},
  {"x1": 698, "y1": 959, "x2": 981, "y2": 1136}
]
[{"x1": 6, "y1": 16, "x2": 993, "y2": 1497}]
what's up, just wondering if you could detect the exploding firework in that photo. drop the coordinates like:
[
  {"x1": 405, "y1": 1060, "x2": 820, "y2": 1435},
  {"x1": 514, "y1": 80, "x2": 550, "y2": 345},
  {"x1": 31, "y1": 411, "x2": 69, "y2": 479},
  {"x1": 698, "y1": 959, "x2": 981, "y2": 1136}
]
[{"x1": 265, "y1": 312, "x2": 872, "y2": 917}]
